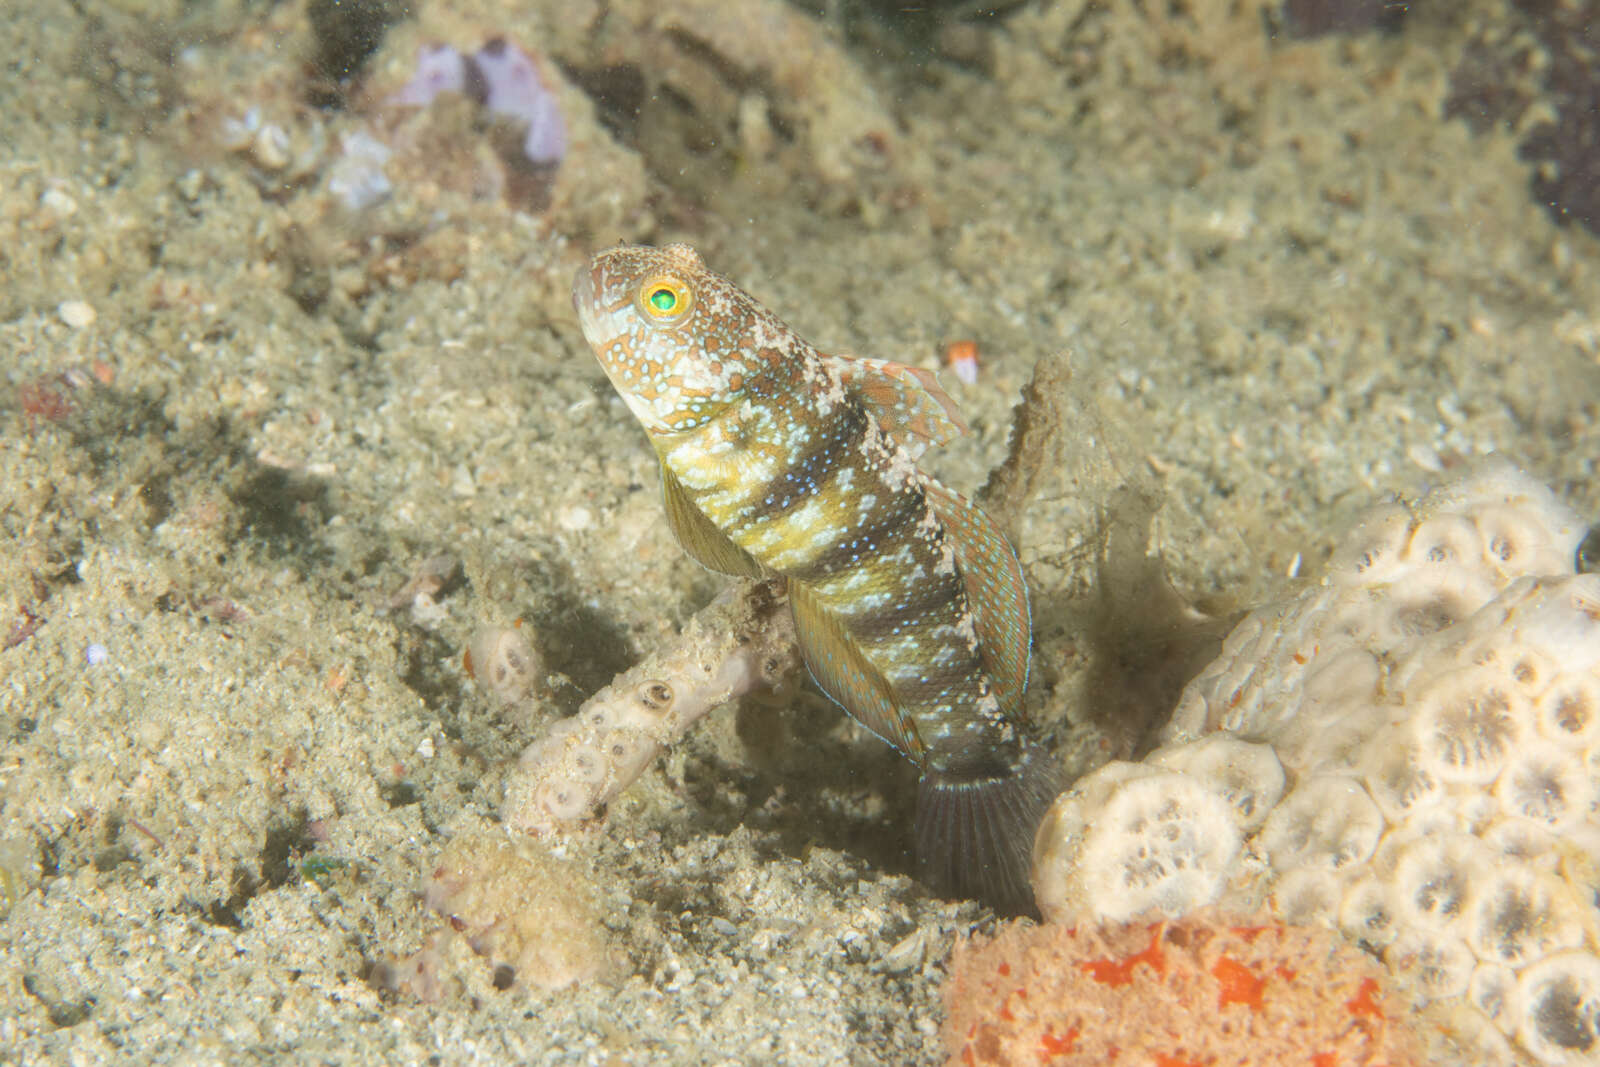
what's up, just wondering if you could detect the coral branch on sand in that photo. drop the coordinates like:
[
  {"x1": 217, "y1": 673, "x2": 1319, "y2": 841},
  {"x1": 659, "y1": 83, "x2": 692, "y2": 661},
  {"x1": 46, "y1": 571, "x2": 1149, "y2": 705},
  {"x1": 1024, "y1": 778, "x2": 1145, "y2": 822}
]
[{"x1": 501, "y1": 581, "x2": 797, "y2": 835}]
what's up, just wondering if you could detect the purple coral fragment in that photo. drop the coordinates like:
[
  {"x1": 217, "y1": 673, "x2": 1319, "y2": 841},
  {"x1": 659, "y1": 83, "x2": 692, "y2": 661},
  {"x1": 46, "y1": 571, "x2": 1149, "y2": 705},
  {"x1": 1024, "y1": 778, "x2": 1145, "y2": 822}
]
[
  {"x1": 388, "y1": 38, "x2": 566, "y2": 167},
  {"x1": 388, "y1": 43, "x2": 467, "y2": 108},
  {"x1": 473, "y1": 38, "x2": 566, "y2": 166}
]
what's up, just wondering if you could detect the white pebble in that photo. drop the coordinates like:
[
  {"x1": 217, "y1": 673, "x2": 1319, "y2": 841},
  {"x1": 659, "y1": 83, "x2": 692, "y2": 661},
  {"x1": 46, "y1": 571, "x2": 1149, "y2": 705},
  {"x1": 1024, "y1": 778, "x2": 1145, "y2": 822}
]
[
  {"x1": 252, "y1": 124, "x2": 291, "y2": 170},
  {"x1": 559, "y1": 506, "x2": 594, "y2": 532},
  {"x1": 39, "y1": 187, "x2": 78, "y2": 219},
  {"x1": 58, "y1": 300, "x2": 96, "y2": 328}
]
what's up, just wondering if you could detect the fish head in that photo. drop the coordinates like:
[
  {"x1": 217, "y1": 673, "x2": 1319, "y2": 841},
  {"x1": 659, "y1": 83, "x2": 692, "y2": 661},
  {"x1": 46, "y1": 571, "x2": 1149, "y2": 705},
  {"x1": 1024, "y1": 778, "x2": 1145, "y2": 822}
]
[{"x1": 573, "y1": 243, "x2": 779, "y2": 434}]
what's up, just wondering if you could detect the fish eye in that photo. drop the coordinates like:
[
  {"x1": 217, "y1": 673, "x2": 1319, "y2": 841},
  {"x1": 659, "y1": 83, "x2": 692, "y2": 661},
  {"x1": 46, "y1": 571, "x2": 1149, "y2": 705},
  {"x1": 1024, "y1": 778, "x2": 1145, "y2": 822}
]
[{"x1": 638, "y1": 275, "x2": 692, "y2": 321}]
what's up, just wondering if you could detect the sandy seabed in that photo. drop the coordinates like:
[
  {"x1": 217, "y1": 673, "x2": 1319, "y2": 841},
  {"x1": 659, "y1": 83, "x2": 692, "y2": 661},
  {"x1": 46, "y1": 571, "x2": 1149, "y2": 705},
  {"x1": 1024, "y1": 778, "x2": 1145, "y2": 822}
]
[{"x1": 3, "y1": 0, "x2": 1598, "y2": 1063}]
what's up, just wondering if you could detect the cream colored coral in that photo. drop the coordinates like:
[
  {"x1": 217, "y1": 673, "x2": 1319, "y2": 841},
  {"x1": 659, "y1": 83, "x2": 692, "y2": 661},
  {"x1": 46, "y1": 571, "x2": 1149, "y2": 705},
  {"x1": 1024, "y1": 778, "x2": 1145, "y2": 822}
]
[
  {"x1": 1165, "y1": 460, "x2": 1586, "y2": 760},
  {"x1": 502, "y1": 583, "x2": 797, "y2": 835},
  {"x1": 1033, "y1": 463, "x2": 1600, "y2": 1065},
  {"x1": 1032, "y1": 762, "x2": 1243, "y2": 924}
]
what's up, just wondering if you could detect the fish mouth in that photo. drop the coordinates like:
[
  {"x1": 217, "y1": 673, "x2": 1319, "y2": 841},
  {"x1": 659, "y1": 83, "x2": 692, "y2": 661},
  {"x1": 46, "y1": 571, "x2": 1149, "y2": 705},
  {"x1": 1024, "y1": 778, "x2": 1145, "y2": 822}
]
[
  {"x1": 571, "y1": 263, "x2": 611, "y2": 349},
  {"x1": 571, "y1": 263, "x2": 595, "y2": 318}
]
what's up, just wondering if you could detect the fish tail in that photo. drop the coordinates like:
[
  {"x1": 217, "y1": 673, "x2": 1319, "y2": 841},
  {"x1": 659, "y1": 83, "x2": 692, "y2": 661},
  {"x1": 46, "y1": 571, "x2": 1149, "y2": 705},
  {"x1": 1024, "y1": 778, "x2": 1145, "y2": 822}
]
[{"x1": 915, "y1": 740, "x2": 1061, "y2": 917}]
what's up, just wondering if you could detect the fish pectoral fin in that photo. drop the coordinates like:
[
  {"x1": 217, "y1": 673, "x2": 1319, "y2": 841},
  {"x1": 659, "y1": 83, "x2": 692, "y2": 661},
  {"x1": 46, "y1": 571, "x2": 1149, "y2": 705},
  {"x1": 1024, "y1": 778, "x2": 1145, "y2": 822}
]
[
  {"x1": 659, "y1": 460, "x2": 766, "y2": 578},
  {"x1": 825, "y1": 352, "x2": 968, "y2": 458},
  {"x1": 789, "y1": 582, "x2": 924, "y2": 762},
  {"x1": 923, "y1": 481, "x2": 1031, "y2": 719}
]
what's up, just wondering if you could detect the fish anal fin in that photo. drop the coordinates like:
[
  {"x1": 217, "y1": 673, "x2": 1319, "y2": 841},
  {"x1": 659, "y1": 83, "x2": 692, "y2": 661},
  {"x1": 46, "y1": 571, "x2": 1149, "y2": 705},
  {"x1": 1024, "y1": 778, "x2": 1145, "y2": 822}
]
[
  {"x1": 788, "y1": 582, "x2": 924, "y2": 763},
  {"x1": 923, "y1": 481, "x2": 1031, "y2": 718},
  {"x1": 825, "y1": 353, "x2": 968, "y2": 458},
  {"x1": 659, "y1": 460, "x2": 766, "y2": 578}
]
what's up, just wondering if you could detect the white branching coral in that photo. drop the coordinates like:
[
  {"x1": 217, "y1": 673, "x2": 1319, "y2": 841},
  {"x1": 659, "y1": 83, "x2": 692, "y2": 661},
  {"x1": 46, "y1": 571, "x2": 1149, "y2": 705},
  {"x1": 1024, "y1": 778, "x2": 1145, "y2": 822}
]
[{"x1": 1032, "y1": 462, "x2": 1600, "y2": 1066}]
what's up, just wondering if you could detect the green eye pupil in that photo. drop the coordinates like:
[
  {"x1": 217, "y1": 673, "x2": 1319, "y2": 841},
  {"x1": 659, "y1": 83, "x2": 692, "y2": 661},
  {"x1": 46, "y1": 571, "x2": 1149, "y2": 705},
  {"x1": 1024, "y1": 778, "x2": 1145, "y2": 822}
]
[{"x1": 649, "y1": 287, "x2": 678, "y2": 312}]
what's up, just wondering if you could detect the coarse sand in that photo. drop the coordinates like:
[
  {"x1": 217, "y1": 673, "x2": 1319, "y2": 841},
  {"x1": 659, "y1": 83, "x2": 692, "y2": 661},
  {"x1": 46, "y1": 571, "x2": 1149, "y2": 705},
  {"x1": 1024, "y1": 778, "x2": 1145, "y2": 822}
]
[{"x1": 2, "y1": 1, "x2": 1598, "y2": 1063}]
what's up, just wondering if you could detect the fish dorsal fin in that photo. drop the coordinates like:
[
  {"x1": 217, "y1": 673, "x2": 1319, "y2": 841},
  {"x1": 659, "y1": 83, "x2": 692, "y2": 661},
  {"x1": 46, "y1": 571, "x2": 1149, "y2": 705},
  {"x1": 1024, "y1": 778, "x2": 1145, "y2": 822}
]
[
  {"x1": 788, "y1": 582, "x2": 925, "y2": 763},
  {"x1": 658, "y1": 458, "x2": 766, "y2": 578},
  {"x1": 825, "y1": 353, "x2": 968, "y2": 458},
  {"x1": 923, "y1": 481, "x2": 1031, "y2": 718}
]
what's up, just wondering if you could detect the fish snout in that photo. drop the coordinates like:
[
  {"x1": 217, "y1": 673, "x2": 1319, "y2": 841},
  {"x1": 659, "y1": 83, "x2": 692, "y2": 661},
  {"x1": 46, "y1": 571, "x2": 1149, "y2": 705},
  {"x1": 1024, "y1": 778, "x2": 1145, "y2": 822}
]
[{"x1": 571, "y1": 263, "x2": 596, "y2": 315}]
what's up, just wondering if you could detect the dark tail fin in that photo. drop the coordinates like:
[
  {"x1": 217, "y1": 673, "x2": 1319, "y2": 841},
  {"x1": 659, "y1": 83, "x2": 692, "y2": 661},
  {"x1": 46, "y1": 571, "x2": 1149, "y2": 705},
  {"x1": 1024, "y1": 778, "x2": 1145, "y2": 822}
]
[{"x1": 915, "y1": 742, "x2": 1062, "y2": 918}]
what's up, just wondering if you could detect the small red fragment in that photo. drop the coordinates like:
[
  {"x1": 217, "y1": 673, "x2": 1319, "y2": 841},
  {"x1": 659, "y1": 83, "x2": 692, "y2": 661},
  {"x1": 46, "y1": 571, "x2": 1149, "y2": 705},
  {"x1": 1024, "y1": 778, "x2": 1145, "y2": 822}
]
[
  {"x1": 1080, "y1": 924, "x2": 1166, "y2": 987},
  {"x1": 1212, "y1": 956, "x2": 1267, "y2": 1012},
  {"x1": 1311, "y1": 1054, "x2": 1337, "y2": 1067},
  {"x1": 1152, "y1": 1055, "x2": 1202, "y2": 1067},
  {"x1": 1038, "y1": 1026, "x2": 1079, "y2": 1056},
  {"x1": 1345, "y1": 977, "x2": 1384, "y2": 1019}
]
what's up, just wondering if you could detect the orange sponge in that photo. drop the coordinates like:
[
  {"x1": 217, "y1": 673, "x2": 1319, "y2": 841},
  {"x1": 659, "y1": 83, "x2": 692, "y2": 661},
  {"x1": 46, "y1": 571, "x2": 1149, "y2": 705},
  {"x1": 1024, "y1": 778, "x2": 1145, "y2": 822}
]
[{"x1": 942, "y1": 910, "x2": 1423, "y2": 1066}]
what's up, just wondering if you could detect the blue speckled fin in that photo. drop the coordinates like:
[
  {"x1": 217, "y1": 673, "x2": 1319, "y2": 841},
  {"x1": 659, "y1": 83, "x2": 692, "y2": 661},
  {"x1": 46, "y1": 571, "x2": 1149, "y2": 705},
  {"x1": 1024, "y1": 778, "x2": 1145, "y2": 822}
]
[
  {"x1": 826, "y1": 353, "x2": 968, "y2": 458},
  {"x1": 659, "y1": 459, "x2": 766, "y2": 579},
  {"x1": 789, "y1": 581, "x2": 926, "y2": 763},
  {"x1": 923, "y1": 482, "x2": 1031, "y2": 718}
]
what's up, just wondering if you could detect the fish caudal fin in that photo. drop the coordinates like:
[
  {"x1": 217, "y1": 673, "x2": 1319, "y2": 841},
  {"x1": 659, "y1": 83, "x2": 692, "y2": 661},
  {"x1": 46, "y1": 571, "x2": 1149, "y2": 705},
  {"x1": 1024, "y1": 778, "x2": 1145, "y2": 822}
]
[{"x1": 915, "y1": 742, "x2": 1061, "y2": 918}]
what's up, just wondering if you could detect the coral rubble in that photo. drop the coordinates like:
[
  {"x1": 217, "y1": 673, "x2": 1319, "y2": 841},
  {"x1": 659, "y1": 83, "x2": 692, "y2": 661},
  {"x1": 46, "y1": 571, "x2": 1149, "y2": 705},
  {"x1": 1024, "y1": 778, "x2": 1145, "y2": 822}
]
[{"x1": 383, "y1": 834, "x2": 613, "y2": 998}]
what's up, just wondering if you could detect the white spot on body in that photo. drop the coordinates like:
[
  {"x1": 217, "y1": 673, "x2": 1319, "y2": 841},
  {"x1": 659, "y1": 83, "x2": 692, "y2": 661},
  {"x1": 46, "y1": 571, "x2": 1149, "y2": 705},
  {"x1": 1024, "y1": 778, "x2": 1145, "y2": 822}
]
[
  {"x1": 764, "y1": 499, "x2": 845, "y2": 568},
  {"x1": 869, "y1": 631, "x2": 927, "y2": 665},
  {"x1": 885, "y1": 543, "x2": 917, "y2": 569},
  {"x1": 953, "y1": 611, "x2": 980, "y2": 651},
  {"x1": 819, "y1": 564, "x2": 882, "y2": 600},
  {"x1": 839, "y1": 587, "x2": 896, "y2": 614}
]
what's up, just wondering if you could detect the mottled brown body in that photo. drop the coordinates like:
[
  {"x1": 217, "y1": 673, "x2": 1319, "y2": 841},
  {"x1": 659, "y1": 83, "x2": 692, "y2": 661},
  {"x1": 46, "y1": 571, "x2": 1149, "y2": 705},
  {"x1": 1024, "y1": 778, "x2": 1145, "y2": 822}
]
[{"x1": 573, "y1": 244, "x2": 1056, "y2": 912}]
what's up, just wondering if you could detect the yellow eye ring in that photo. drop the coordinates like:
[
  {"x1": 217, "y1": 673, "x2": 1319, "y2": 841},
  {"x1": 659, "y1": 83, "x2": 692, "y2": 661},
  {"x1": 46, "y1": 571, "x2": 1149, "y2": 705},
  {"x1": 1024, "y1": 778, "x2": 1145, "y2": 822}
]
[{"x1": 638, "y1": 275, "x2": 693, "y2": 321}]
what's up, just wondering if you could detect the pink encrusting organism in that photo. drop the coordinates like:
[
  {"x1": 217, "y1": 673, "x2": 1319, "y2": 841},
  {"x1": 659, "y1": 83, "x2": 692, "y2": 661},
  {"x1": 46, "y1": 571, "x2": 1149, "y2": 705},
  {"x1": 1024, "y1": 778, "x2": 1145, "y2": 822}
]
[{"x1": 388, "y1": 38, "x2": 566, "y2": 166}]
